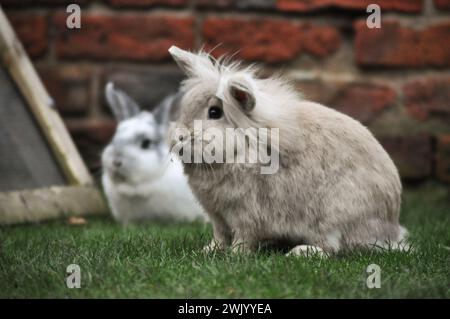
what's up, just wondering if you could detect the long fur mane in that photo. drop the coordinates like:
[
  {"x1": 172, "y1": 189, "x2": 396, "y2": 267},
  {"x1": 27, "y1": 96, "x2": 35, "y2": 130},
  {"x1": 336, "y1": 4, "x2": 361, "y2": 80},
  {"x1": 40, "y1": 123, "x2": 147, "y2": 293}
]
[{"x1": 178, "y1": 49, "x2": 303, "y2": 152}]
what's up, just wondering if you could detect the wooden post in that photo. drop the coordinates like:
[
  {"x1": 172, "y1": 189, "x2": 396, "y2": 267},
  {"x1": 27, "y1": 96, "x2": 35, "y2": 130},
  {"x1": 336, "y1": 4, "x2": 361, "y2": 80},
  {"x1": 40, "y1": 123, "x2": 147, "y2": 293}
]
[
  {"x1": 0, "y1": 6, "x2": 93, "y2": 186},
  {"x1": 0, "y1": 6, "x2": 109, "y2": 225},
  {"x1": 0, "y1": 186, "x2": 108, "y2": 225}
]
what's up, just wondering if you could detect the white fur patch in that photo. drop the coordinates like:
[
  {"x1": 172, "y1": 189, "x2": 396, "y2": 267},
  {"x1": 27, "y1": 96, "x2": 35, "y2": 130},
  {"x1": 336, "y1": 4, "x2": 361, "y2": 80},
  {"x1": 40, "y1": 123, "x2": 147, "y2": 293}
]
[
  {"x1": 326, "y1": 230, "x2": 341, "y2": 251},
  {"x1": 287, "y1": 245, "x2": 327, "y2": 258}
]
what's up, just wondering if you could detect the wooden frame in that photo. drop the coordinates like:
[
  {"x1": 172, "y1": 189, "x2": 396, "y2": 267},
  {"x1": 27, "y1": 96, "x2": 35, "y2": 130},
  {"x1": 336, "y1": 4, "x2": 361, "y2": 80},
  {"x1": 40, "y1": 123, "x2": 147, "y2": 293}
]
[{"x1": 0, "y1": 7, "x2": 107, "y2": 225}]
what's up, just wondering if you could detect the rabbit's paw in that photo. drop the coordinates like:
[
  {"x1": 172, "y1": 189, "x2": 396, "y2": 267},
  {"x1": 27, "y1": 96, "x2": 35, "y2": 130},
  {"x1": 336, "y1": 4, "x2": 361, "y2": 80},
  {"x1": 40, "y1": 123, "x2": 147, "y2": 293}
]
[
  {"x1": 286, "y1": 245, "x2": 327, "y2": 258},
  {"x1": 202, "y1": 239, "x2": 225, "y2": 253},
  {"x1": 230, "y1": 239, "x2": 252, "y2": 254}
]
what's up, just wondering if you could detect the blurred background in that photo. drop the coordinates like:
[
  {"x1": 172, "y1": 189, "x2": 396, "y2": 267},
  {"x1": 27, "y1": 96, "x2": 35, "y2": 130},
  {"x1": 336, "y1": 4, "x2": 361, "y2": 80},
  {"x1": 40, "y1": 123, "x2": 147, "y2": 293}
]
[{"x1": 2, "y1": 0, "x2": 449, "y2": 185}]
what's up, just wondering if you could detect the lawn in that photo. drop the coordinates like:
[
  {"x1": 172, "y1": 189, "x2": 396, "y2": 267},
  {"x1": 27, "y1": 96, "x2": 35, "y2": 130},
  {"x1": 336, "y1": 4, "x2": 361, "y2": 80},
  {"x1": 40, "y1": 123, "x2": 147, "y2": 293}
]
[{"x1": 0, "y1": 184, "x2": 449, "y2": 298}]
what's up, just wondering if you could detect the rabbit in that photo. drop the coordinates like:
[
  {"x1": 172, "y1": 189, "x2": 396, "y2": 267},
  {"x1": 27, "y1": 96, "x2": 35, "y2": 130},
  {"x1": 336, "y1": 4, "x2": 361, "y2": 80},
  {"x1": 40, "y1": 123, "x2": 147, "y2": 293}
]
[
  {"x1": 101, "y1": 82, "x2": 207, "y2": 225},
  {"x1": 167, "y1": 46, "x2": 409, "y2": 256}
]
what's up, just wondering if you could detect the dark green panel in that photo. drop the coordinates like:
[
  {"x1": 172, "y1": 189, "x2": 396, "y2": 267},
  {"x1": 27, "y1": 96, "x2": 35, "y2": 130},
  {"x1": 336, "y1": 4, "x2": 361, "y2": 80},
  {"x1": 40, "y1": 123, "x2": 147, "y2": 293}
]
[{"x1": 0, "y1": 66, "x2": 66, "y2": 191}]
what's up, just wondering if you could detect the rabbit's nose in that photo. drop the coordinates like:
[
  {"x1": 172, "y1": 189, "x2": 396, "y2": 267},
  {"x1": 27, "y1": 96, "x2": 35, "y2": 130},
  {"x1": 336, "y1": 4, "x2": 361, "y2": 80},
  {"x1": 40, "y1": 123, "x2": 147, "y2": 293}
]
[{"x1": 113, "y1": 159, "x2": 122, "y2": 168}]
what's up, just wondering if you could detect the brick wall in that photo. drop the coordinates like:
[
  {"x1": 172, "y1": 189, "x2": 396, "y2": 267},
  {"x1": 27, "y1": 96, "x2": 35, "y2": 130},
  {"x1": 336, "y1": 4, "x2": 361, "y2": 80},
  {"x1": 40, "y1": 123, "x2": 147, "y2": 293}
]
[{"x1": 3, "y1": 0, "x2": 450, "y2": 183}]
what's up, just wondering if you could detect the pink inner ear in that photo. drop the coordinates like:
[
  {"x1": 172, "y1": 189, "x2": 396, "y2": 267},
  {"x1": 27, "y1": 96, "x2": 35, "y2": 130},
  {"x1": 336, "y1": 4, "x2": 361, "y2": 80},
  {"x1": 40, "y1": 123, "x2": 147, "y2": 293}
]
[{"x1": 233, "y1": 88, "x2": 247, "y2": 104}]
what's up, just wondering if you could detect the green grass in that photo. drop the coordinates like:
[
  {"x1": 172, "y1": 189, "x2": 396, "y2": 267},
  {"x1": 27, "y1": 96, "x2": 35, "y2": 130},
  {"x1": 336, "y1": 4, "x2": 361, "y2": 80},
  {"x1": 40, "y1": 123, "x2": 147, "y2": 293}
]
[{"x1": 1, "y1": 184, "x2": 449, "y2": 298}]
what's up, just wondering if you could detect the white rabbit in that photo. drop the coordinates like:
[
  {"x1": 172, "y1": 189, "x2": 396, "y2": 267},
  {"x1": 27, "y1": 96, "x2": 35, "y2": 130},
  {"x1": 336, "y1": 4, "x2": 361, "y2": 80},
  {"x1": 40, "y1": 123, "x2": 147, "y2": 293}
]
[{"x1": 101, "y1": 82, "x2": 207, "y2": 225}]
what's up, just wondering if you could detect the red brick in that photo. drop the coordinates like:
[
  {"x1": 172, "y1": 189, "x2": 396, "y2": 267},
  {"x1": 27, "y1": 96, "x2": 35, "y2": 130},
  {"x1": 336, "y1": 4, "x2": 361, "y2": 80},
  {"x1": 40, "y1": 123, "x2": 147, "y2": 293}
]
[
  {"x1": 202, "y1": 18, "x2": 340, "y2": 63},
  {"x1": 354, "y1": 20, "x2": 450, "y2": 68},
  {"x1": 379, "y1": 135, "x2": 433, "y2": 180},
  {"x1": 67, "y1": 119, "x2": 116, "y2": 145},
  {"x1": 434, "y1": 0, "x2": 450, "y2": 10},
  {"x1": 2, "y1": 0, "x2": 89, "y2": 6},
  {"x1": 54, "y1": 14, "x2": 194, "y2": 61},
  {"x1": 436, "y1": 135, "x2": 450, "y2": 183},
  {"x1": 66, "y1": 119, "x2": 117, "y2": 172},
  {"x1": 106, "y1": 0, "x2": 187, "y2": 7},
  {"x1": 203, "y1": 18, "x2": 301, "y2": 63},
  {"x1": 194, "y1": 0, "x2": 275, "y2": 9},
  {"x1": 302, "y1": 24, "x2": 342, "y2": 58},
  {"x1": 8, "y1": 14, "x2": 48, "y2": 58},
  {"x1": 297, "y1": 80, "x2": 396, "y2": 124},
  {"x1": 331, "y1": 83, "x2": 396, "y2": 124},
  {"x1": 37, "y1": 65, "x2": 92, "y2": 116},
  {"x1": 403, "y1": 78, "x2": 450, "y2": 121},
  {"x1": 277, "y1": 0, "x2": 423, "y2": 13}
]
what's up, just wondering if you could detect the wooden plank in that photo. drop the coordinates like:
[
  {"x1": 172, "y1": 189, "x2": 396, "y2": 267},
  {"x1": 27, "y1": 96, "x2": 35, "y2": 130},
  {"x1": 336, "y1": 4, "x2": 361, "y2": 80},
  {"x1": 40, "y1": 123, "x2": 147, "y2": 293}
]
[
  {"x1": 0, "y1": 186, "x2": 108, "y2": 225},
  {"x1": 0, "y1": 7, "x2": 93, "y2": 185}
]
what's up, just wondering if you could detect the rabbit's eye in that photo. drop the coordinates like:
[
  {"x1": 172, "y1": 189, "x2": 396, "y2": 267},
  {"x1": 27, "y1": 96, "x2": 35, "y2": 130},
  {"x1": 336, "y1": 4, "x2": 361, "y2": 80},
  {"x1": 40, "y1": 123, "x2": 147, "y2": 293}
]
[
  {"x1": 208, "y1": 106, "x2": 223, "y2": 120},
  {"x1": 141, "y1": 139, "x2": 152, "y2": 150}
]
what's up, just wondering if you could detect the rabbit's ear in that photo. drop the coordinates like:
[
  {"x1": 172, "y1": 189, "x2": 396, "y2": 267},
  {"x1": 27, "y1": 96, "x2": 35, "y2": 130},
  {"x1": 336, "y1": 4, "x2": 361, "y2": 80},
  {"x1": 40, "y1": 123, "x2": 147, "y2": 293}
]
[
  {"x1": 168, "y1": 46, "x2": 200, "y2": 77},
  {"x1": 153, "y1": 94, "x2": 175, "y2": 127},
  {"x1": 105, "y1": 82, "x2": 141, "y2": 121},
  {"x1": 228, "y1": 78, "x2": 255, "y2": 113}
]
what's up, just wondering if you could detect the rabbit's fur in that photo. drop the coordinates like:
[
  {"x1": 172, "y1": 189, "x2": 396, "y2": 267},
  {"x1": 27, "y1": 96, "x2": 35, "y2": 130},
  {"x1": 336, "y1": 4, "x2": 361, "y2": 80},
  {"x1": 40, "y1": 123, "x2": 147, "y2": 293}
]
[
  {"x1": 168, "y1": 46, "x2": 409, "y2": 255},
  {"x1": 102, "y1": 82, "x2": 207, "y2": 224}
]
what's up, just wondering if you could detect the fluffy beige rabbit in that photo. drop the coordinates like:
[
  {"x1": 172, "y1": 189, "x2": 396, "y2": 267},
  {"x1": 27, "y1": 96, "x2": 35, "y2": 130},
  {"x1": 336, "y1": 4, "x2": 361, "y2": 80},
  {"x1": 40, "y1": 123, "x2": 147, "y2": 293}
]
[{"x1": 168, "y1": 46, "x2": 409, "y2": 256}]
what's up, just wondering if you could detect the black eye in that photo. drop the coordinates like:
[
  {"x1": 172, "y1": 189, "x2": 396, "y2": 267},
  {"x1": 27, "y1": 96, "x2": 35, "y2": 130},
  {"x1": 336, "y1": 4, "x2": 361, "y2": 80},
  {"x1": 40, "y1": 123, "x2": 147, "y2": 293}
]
[
  {"x1": 208, "y1": 106, "x2": 223, "y2": 120},
  {"x1": 141, "y1": 139, "x2": 152, "y2": 149}
]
